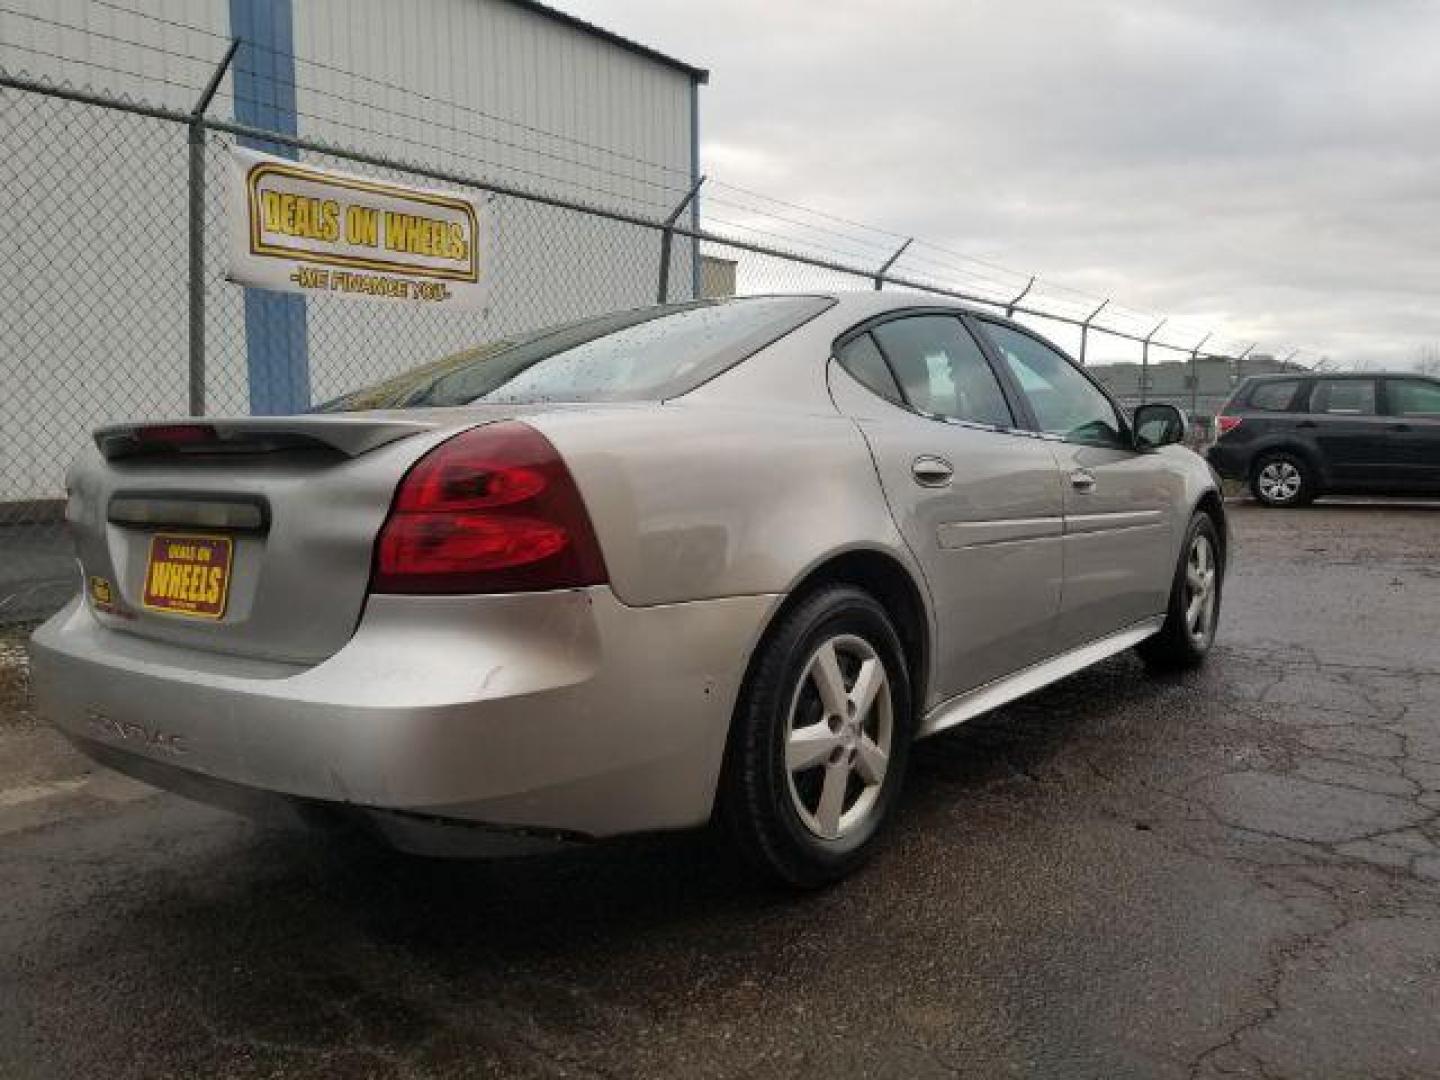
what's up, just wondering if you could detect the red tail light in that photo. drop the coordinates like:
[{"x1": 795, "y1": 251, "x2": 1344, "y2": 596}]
[
  {"x1": 371, "y1": 421, "x2": 607, "y2": 594},
  {"x1": 1216, "y1": 415, "x2": 1244, "y2": 435}
]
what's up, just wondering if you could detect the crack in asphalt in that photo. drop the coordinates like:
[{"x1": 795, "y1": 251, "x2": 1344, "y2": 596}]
[{"x1": 1111, "y1": 656, "x2": 1440, "y2": 1077}]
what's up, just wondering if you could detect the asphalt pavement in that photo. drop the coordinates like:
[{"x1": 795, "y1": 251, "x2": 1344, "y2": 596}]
[
  {"x1": 2, "y1": 500, "x2": 1439, "y2": 1079},
  {"x1": 0, "y1": 521, "x2": 74, "y2": 623}
]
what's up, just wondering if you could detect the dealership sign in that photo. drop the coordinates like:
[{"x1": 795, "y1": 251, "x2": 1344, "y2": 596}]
[{"x1": 227, "y1": 147, "x2": 484, "y2": 307}]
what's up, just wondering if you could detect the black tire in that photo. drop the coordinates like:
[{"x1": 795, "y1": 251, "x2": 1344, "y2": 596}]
[
  {"x1": 1138, "y1": 512, "x2": 1223, "y2": 671},
  {"x1": 719, "y1": 585, "x2": 913, "y2": 889},
  {"x1": 1250, "y1": 451, "x2": 1316, "y2": 507}
]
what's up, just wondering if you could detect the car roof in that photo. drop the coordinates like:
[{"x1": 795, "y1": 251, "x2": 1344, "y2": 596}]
[{"x1": 817, "y1": 289, "x2": 990, "y2": 319}]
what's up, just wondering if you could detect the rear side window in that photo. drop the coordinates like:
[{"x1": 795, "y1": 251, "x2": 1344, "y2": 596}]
[
  {"x1": 868, "y1": 316, "x2": 1014, "y2": 427},
  {"x1": 1387, "y1": 378, "x2": 1440, "y2": 417},
  {"x1": 1311, "y1": 379, "x2": 1377, "y2": 415},
  {"x1": 835, "y1": 333, "x2": 903, "y2": 405},
  {"x1": 319, "y1": 296, "x2": 832, "y2": 410},
  {"x1": 1246, "y1": 380, "x2": 1300, "y2": 411}
]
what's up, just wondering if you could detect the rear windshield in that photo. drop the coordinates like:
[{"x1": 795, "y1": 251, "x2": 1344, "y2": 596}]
[{"x1": 318, "y1": 296, "x2": 832, "y2": 411}]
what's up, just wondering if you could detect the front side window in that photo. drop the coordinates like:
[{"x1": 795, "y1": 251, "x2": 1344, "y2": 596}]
[
  {"x1": 867, "y1": 315, "x2": 1014, "y2": 427},
  {"x1": 1387, "y1": 378, "x2": 1440, "y2": 417},
  {"x1": 319, "y1": 297, "x2": 831, "y2": 410},
  {"x1": 981, "y1": 322, "x2": 1127, "y2": 447},
  {"x1": 1311, "y1": 379, "x2": 1377, "y2": 415},
  {"x1": 1247, "y1": 380, "x2": 1300, "y2": 412}
]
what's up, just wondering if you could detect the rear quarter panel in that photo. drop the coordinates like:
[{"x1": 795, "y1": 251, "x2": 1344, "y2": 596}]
[{"x1": 526, "y1": 405, "x2": 923, "y2": 609}]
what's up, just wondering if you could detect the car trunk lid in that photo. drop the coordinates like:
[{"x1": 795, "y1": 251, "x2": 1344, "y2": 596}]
[{"x1": 68, "y1": 415, "x2": 471, "y2": 664}]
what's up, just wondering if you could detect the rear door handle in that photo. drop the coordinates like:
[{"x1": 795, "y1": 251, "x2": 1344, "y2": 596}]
[
  {"x1": 1296, "y1": 420, "x2": 1318, "y2": 429},
  {"x1": 912, "y1": 456, "x2": 954, "y2": 487},
  {"x1": 1070, "y1": 469, "x2": 1097, "y2": 493},
  {"x1": 1390, "y1": 423, "x2": 1412, "y2": 432}
]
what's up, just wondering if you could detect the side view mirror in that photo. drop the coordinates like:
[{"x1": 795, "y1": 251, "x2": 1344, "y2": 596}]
[{"x1": 1133, "y1": 403, "x2": 1188, "y2": 449}]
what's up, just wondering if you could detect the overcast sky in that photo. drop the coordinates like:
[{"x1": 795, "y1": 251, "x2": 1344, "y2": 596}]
[{"x1": 559, "y1": 0, "x2": 1440, "y2": 369}]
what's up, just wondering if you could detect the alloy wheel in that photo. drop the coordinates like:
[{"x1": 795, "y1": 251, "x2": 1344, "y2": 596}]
[
  {"x1": 783, "y1": 634, "x2": 894, "y2": 841},
  {"x1": 1257, "y1": 460, "x2": 1302, "y2": 504},
  {"x1": 1184, "y1": 533, "x2": 1218, "y2": 646}
]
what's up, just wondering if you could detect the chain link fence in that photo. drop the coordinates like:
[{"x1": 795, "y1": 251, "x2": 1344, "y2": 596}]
[
  {"x1": 2, "y1": 81, "x2": 192, "y2": 619},
  {"x1": 0, "y1": 68, "x2": 1275, "y2": 622}
]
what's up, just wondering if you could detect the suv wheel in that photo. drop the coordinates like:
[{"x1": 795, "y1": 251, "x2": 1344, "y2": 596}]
[
  {"x1": 720, "y1": 585, "x2": 912, "y2": 888},
  {"x1": 1251, "y1": 452, "x2": 1314, "y2": 507}
]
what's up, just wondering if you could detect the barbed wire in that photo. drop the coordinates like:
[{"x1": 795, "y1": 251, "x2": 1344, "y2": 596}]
[
  {"x1": 215, "y1": 80, "x2": 680, "y2": 214},
  {"x1": 0, "y1": 53, "x2": 681, "y2": 217},
  {"x1": 700, "y1": 214, "x2": 897, "y2": 270}
]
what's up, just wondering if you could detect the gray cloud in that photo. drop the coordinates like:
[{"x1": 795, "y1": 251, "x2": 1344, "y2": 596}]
[{"x1": 562, "y1": 0, "x2": 1440, "y2": 367}]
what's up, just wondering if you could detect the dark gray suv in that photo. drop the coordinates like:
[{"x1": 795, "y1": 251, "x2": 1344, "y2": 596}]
[{"x1": 1208, "y1": 372, "x2": 1440, "y2": 506}]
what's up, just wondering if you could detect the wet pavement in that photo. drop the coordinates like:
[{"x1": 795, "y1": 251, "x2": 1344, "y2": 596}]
[{"x1": 2, "y1": 500, "x2": 1439, "y2": 1078}]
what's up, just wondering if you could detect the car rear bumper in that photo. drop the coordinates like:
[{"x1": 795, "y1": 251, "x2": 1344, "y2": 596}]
[{"x1": 29, "y1": 587, "x2": 776, "y2": 842}]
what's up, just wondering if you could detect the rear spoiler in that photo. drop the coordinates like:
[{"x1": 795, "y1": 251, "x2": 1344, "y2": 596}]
[{"x1": 94, "y1": 416, "x2": 441, "y2": 461}]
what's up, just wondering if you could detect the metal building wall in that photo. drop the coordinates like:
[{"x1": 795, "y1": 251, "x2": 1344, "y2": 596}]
[
  {"x1": 0, "y1": 0, "x2": 233, "y2": 109},
  {"x1": 290, "y1": 0, "x2": 695, "y2": 205}
]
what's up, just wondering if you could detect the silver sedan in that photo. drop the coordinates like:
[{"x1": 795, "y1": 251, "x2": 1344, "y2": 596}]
[{"x1": 30, "y1": 292, "x2": 1226, "y2": 886}]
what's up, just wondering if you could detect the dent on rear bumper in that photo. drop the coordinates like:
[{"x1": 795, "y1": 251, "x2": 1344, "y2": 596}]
[{"x1": 29, "y1": 587, "x2": 777, "y2": 837}]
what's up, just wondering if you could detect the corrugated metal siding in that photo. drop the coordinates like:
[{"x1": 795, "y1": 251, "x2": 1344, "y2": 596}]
[
  {"x1": 0, "y1": 0, "x2": 231, "y2": 108},
  {"x1": 289, "y1": 0, "x2": 692, "y2": 215}
]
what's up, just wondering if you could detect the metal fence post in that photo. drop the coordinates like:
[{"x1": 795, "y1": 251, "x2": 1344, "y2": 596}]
[
  {"x1": 1188, "y1": 332, "x2": 1211, "y2": 418},
  {"x1": 1140, "y1": 318, "x2": 1166, "y2": 405},
  {"x1": 1078, "y1": 298, "x2": 1109, "y2": 366},
  {"x1": 1232, "y1": 343, "x2": 1256, "y2": 387},
  {"x1": 186, "y1": 38, "x2": 240, "y2": 418},
  {"x1": 1005, "y1": 275, "x2": 1036, "y2": 318},
  {"x1": 656, "y1": 175, "x2": 705, "y2": 304},
  {"x1": 872, "y1": 238, "x2": 912, "y2": 290}
]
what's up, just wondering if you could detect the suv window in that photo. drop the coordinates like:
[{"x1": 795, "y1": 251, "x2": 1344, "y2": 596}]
[
  {"x1": 867, "y1": 316, "x2": 1014, "y2": 427},
  {"x1": 1387, "y1": 378, "x2": 1440, "y2": 417},
  {"x1": 1247, "y1": 380, "x2": 1300, "y2": 411},
  {"x1": 981, "y1": 321, "x2": 1127, "y2": 448},
  {"x1": 1311, "y1": 379, "x2": 1377, "y2": 415},
  {"x1": 835, "y1": 333, "x2": 903, "y2": 405}
]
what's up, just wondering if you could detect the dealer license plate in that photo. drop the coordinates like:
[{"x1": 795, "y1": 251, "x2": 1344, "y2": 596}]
[{"x1": 142, "y1": 533, "x2": 233, "y2": 619}]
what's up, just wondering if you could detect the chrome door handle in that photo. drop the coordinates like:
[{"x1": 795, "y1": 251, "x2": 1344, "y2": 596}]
[
  {"x1": 912, "y1": 456, "x2": 954, "y2": 487},
  {"x1": 1070, "y1": 469, "x2": 1097, "y2": 493}
]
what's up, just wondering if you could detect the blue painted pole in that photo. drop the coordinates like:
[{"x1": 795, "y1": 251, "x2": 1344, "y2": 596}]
[{"x1": 229, "y1": 0, "x2": 310, "y2": 415}]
